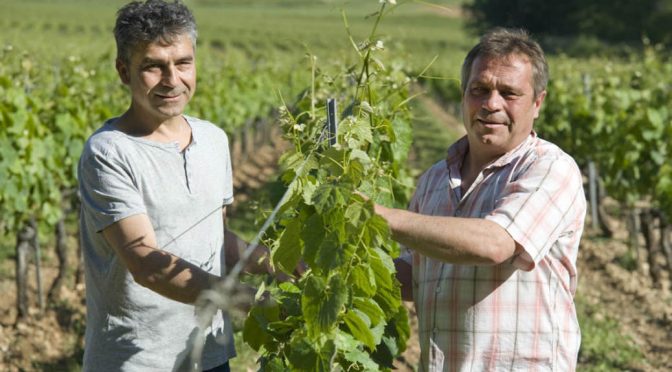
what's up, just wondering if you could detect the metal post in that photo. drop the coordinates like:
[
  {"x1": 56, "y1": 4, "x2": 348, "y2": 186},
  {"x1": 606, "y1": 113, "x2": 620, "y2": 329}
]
[
  {"x1": 327, "y1": 98, "x2": 337, "y2": 146},
  {"x1": 588, "y1": 161, "x2": 599, "y2": 230}
]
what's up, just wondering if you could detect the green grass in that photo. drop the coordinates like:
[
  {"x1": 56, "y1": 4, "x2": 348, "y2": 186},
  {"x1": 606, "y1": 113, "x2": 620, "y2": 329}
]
[
  {"x1": 230, "y1": 330, "x2": 260, "y2": 371},
  {"x1": 575, "y1": 294, "x2": 645, "y2": 371},
  {"x1": 0, "y1": 231, "x2": 14, "y2": 278},
  {"x1": 0, "y1": 0, "x2": 472, "y2": 73}
]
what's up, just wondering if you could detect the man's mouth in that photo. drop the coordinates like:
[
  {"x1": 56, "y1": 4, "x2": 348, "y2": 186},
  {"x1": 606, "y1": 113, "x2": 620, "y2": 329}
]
[
  {"x1": 476, "y1": 118, "x2": 508, "y2": 126},
  {"x1": 156, "y1": 92, "x2": 182, "y2": 99}
]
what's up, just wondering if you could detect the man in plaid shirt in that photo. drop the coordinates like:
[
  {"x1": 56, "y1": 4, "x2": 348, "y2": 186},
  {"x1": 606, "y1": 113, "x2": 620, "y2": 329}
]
[{"x1": 374, "y1": 28, "x2": 586, "y2": 371}]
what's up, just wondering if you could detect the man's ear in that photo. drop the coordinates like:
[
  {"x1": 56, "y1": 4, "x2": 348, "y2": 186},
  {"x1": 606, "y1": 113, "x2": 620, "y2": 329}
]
[
  {"x1": 532, "y1": 90, "x2": 547, "y2": 119},
  {"x1": 116, "y1": 58, "x2": 130, "y2": 85}
]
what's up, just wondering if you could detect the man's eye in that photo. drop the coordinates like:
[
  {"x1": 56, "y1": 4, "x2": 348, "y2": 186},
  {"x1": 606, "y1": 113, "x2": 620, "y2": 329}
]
[
  {"x1": 177, "y1": 61, "x2": 192, "y2": 69},
  {"x1": 470, "y1": 87, "x2": 487, "y2": 95}
]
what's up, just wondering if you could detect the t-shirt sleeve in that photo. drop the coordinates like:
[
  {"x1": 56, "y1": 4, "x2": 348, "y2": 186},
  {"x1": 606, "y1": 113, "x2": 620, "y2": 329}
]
[
  {"x1": 78, "y1": 150, "x2": 146, "y2": 233},
  {"x1": 485, "y1": 156, "x2": 585, "y2": 271},
  {"x1": 218, "y1": 129, "x2": 234, "y2": 207}
]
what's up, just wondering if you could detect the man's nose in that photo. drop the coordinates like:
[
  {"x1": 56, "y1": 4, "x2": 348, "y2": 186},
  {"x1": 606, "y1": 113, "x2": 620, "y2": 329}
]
[
  {"x1": 161, "y1": 65, "x2": 179, "y2": 86},
  {"x1": 482, "y1": 90, "x2": 503, "y2": 112}
]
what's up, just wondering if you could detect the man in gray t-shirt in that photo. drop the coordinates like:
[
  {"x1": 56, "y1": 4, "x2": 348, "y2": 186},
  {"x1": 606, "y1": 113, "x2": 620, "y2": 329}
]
[{"x1": 78, "y1": 1, "x2": 264, "y2": 371}]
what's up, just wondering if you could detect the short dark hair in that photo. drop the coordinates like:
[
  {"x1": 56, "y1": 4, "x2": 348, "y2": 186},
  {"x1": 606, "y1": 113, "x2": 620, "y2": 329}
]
[
  {"x1": 114, "y1": 0, "x2": 197, "y2": 63},
  {"x1": 461, "y1": 28, "x2": 548, "y2": 98}
]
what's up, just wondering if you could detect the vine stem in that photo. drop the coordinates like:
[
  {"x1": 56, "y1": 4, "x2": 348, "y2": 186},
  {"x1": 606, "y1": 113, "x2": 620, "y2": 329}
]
[
  {"x1": 186, "y1": 127, "x2": 328, "y2": 372},
  {"x1": 353, "y1": 3, "x2": 387, "y2": 102}
]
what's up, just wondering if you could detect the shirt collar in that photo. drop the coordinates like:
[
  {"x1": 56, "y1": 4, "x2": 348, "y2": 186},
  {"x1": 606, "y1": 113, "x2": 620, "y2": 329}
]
[
  {"x1": 183, "y1": 115, "x2": 198, "y2": 147},
  {"x1": 445, "y1": 131, "x2": 537, "y2": 172}
]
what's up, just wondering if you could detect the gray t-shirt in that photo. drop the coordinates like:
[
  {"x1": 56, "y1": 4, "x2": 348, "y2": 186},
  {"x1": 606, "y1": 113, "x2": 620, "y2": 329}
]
[{"x1": 78, "y1": 115, "x2": 236, "y2": 371}]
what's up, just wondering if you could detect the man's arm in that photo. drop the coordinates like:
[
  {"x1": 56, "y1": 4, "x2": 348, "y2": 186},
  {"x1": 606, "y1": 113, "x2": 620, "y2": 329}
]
[
  {"x1": 375, "y1": 204, "x2": 522, "y2": 265},
  {"x1": 102, "y1": 213, "x2": 219, "y2": 304}
]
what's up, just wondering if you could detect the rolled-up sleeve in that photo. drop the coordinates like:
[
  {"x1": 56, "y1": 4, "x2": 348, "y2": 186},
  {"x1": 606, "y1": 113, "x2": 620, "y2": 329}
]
[
  {"x1": 78, "y1": 149, "x2": 146, "y2": 233},
  {"x1": 485, "y1": 156, "x2": 585, "y2": 271}
]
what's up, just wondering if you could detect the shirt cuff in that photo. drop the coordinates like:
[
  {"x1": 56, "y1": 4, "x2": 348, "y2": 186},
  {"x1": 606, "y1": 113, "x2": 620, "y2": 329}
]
[{"x1": 486, "y1": 214, "x2": 536, "y2": 271}]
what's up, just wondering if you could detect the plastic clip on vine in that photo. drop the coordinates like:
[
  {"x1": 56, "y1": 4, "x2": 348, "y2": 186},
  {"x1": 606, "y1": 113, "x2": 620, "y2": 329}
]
[{"x1": 327, "y1": 98, "x2": 338, "y2": 147}]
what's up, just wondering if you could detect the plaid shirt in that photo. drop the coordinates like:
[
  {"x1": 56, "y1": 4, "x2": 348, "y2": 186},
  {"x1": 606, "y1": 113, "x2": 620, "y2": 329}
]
[{"x1": 405, "y1": 132, "x2": 586, "y2": 371}]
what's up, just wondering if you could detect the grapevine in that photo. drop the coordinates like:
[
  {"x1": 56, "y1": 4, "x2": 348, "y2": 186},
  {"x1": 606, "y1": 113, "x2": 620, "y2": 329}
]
[{"x1": 241, "y1": 3, "x2": 415, "y2": 370}]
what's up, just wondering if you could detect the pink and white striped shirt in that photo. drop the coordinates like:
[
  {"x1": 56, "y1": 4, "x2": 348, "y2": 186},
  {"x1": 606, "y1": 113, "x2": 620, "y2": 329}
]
[{"x1": 405, "y1": 132, "x2": 586, "y2": 371}]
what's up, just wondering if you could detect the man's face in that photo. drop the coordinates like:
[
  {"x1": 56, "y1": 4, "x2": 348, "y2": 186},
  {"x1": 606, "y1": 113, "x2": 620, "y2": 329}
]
[
  {"x1": 461, "y1": 54, "x2": 545, "y2": 159},
  {"x1": 116, "y1": 34, "x2": 196, "y2": 122}
]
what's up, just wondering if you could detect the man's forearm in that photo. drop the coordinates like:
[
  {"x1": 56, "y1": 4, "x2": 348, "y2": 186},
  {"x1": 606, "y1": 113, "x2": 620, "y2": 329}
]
[
  {"x1": 103, "y1": 214, "x2": 220, "y2": 304},
  {"x1": 375, "y1": 204, "x2": 518, "y2": 265},
  {"x1": 123, "y1": 242, "x2": 220, "y2": 304}
]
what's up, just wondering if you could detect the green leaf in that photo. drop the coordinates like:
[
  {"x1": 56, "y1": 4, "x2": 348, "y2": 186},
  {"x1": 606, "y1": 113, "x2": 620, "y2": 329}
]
[
  {"x1": 372, "y1": 274, "x2": 401, "y2": 316},
  {"x1": 344, "y1": 201, "x2": 364, "y2": 226},
  {"x1": 259, "y1": 356, "x2": 286, "y2": 372},
  {"x1": 314, "y1": 231, "x2": 346, "y2": 273},
  {"x1": 319, "y1": 147, "x2": 347, "y2": 177},
  {"x1": 366, "y1": 214, "x2": 392, "y2": 249},
  {"x1": 300, "y1": 175, "x2": 319, "y2": 204},
  {"x1": 55, "y1": 113, "x2": 74, "y2": 137},
  {"x1": 302, "y1": 212, "x2": 325, "y2": 268},
  {"x1": 370, "y1": 321, "x2": 386, "y2": 348},
  {"x1": 370, "y1": 335, "x2": 397, "y2": 369},
  {"x1": 273, "y1": 282, "x2": 303, "y2": 317},
  {"x1": 273, "y1": 218, "x2": 304, "y2": 274},
  {"x1": 302, "y1": 275, "x2": 347, "y2": 335},
  {"x1": 341, "y1": 116, "x2": 373, "y2": 148},
  {"x1": 350, "y1": 148, "x2": 371, "y2": 165},
  {"x1": 371, "y1": 306, "x2": 410, "y2": 368},
  {"x1": 335, "y1": 331, "x2": 380, "y2": 371},
  {"x1": 312, "y1": 183, "x2": 350, "y2": 214},
  {"x1": 369, "y1": 247, "x2": 394, "y2": 289},
  {"x1": 390, "y1": 117, "x2": 413, "y2": 161},
  {"x1": 288, "y1": 335, "x2": 336, "y2": 372},
  {"x1": 390, "y1": 305, "x2": 411, "y2": 351},
  {"x1": 353, "y1": 296, "x2": 385, "y2": 327},
  {"x1": 266, "y1": 315, "x2": 302, "y2": 340},
  {"x1": 343, "y1": 310, "x2": 376, "y2": 350},
  {"x1": 647, "y1": 107, "x2": 663, "y2": 128},
  {"x1": 349, "y1": 264, "x2": 377, "y2": 297},
  {"x1": 243, "y1": 303, "x2": 280, "y2": 352}
]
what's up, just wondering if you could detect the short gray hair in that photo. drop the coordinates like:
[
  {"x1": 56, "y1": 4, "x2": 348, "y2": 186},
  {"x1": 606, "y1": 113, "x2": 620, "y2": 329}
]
[
  {"x1": 461, "y1": 28, "x2": 548, "y2": 98},
  {"x1": 114, "y1": 0, "x2": 197, "y2": 63}
]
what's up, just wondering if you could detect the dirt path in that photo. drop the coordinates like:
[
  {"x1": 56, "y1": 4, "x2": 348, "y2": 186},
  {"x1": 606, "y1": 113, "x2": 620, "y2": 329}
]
[
  {"x1": 418, "y1": 92, "x2": 465, "y2": 136},
  {"x1": 230, "y1": 125, "x2": 287, "y2": 208}
]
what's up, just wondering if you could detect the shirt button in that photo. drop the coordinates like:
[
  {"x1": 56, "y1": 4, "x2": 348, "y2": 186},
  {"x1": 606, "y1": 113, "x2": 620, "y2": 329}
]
[{"x1": 435, "y1": 286, "x2": 441, "y2": 293}]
